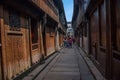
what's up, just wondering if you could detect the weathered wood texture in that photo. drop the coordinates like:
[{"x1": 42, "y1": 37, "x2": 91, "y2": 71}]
[
  {"x1": 90, "y1": 2, "x2": 107, "y2": 75},
  {"x1": 31, "y1": 0, "x2": 58, "y2": 22},
  {"x1": 0, "y1": 5, "x2": 45, "y2": 80},
  {"x1": 0, "y1": 6, "x2": 2, "y2": 80},
  {"x1": 0, "y1": 0, "x2": 66, "y2": 79},
  {"x1": 46, "y1": 26, "x2": 55, "y2": 56},
  {"x1": 59, "y1": 33, "x2": 63, "y2": 47},
  {"x1": 112, "y1": 0, "x2": 120, "y2": 80},
  {"x1": 30, "y1": 19, "x2": 41, "y2": 64},
  {"x1": 73, "y1": 0, "x2": 120, "y2": 79},
  {"x1": 0, "y1": 5, "x2": 6, "y2": 80},
  {"x1": 2, "y1": 8, "x2": 31, "y2": 80}
]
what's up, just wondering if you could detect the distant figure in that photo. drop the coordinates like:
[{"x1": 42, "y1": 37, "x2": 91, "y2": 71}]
[
  {"x1": 73, "y1": 38, "x2": 75, "y2": 43},
  {"x1": 68, "y1": 37, "x2": 73, "y2": 47},
  {"x1": 63, "y1": 37, "x2": 68, "y2": 47}
]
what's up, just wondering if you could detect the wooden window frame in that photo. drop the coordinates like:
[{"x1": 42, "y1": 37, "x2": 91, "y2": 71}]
[{"x1": 9, "y1": 11, "x2": 21, "y2": 31}]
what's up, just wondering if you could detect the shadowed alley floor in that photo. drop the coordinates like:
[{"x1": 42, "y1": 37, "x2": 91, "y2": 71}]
[{"x1": 34, "y1": 45, "x2": 95, "y2": 80}]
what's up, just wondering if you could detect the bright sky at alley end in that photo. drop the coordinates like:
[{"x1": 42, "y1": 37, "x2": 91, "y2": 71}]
[{"x1": 62, "y1": 0, "x2": 73, "y2": 22}]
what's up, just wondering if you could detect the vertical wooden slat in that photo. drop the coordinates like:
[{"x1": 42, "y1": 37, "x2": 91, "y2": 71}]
[
  {"x1": 0, "y1": 5, "x2": 3, "y2": 80},
  {"x1": 40, "y1": 22, "x2": 44, "y2": 55},
  {"x1": 28, "y1": 17, "x2": 32, "y2": 66},
  {"x1": 24, "y1": 17, "x2": 30, "y2": 69},
  {"x1": 4, "y1": 8, "x2": 13, "y2": 80},
  {"x1": 38, "y1": 21, "x2": 41, "y2": 61},
  {"x1": 2, "y1": 8, "x2": 30, "y2": 79},
  {"x1": 25, "y1": 17, "x2": 31, "y2": 69},
  {"x1": 105, "y1": 0, "x2": 113, "y2": 79}
]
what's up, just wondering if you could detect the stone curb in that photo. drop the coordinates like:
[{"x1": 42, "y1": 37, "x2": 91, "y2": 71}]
[
  {"x1": 13, "y1": 51, "x2": 60, "y2": 80},
  {"x1": 78, "y1": 46, "x2": 106, "y2": 80}
]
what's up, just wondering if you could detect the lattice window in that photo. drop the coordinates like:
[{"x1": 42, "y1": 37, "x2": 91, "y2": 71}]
[
  {"x1": 31, "y1": 19, "x2": 38, "y2": 43},
  {"x1": 9, "y1": 12, "x2": 21, "y2": 31}
]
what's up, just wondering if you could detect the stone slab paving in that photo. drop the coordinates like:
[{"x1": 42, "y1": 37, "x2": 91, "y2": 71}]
[
  {"x1": 74, "y1": 46, "x2": 95, "y2": 80},
  {"x1": 34, "y1": 46, "x2": 95, "y2": 80},
  {"x1": 78, "y1": 47, "x2": 106, "y2": 80},
  {"x1": 35, "y1": 48, "x2": 80, "y2": 80}
]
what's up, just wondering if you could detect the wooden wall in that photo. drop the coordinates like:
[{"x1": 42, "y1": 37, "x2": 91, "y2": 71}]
[
  {"x1": 0, "y1": 0, "x2": 62, "y2": 79},
  {"x1": 90, "y1": 8, "x2": 99, "y2": 60},
  {"x1": 78, "y1": 0, "x2": 120, "y2": 79},
  {"x1": 31, "y1": 0, "x2": 58, "y2": 22},
  {"x1": 2, "y1": 8, "x2": 31, "y2": 80},
  {"x1": 74, "y1": 0, "x2": 108, "y2": 77},
  {"x1": 0, "y1": 10, "x2": 2, "y2": 79},
  {"x1": 88, "y1": 0, "x2": 107, "y2": 76},
  {"x1": 46, "y1": 26, "x2": 55, "y2": 56},
  {"x1": 72, "y1": 0, "x2": 120, "y2": 79},
  {"x1": 59, "y1": 33, "x2": 64, "y2": 47},
  {"x1": 112, "y1": 0, "x2": 120, "y2": 79},
  {"x1": 30, "y1": 18, "x2": 41, "y2": 64},
  {"x1": 0, "y1": 5, "x2": 45, "y2": 80},
  {"x1": 0, "y1": 5, "x2": 4, "y2": 80}
]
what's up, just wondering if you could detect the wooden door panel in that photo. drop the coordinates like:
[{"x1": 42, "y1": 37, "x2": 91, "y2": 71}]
[
  {"x1": 113, "y1": 0, "x2": 120, "y2": 79},
  {"x1": 0, "y1": 7, "x2": 2, "y2": 80},
  {"x1": 90, "y1": 9, "x2": 99, "y2": 60},
  {"x1": 31, "y1": 43, "x2": 40, "y2": 64},
  {"x1": 5, "y1": 33, "x2": 25, "y2": 79},
  {"x1": 46, "y1": 33, "x2": 55, "y2": 56},
  {"x1": 113, "y1": 57, "x2": 120, "y2": 80}
]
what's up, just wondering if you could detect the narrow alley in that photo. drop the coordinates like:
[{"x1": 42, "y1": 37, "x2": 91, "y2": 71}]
[
  {"x1": 22, "y1": 45, "x2": 97, "y2": 80},
  {"x1": 34, "y1": 46, "x2": 95, "y2": 80}
]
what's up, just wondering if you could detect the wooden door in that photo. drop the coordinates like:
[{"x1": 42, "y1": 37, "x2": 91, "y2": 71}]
[
  {"x1": 0, "y1": 12, "x2": 2, "y2": 80},
  {"x1": 97, "y1": 1, "x2": 107, "y2": 75},
  {"x1": 112, "y1": 0, "x2": 120, "y2": 80},
  {"x1": 3, "y1": 10, "x2": 30, "y2": 79},
  {"x1": 90, "y1": 9, "x2": 99, "y2": 60},
  {"x1": 30, "y1": 19, "x2": 40, "y2": 64},
  {"x1": 46, "y1": 26, "x2": 55, "y2": 56}
]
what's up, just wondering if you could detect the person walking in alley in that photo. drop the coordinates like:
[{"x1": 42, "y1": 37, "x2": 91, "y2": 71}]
[
  {"x1": 63, "y1": 37, "x2": 68, "y2": 47},
  {"x1": 68, "y1": 37, "x2": 73, "y2": 48}
]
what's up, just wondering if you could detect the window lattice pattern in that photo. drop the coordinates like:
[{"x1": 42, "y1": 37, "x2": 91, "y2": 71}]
[{"x1": 9, "y1": 12, "x2": 21, "y2": 31}]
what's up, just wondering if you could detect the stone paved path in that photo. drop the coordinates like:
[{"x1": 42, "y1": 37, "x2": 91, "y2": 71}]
[{"x1": 34, "y1": 46, "x2": 95, "y2": 80}]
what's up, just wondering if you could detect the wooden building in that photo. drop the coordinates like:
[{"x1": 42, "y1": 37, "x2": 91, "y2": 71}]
[
  {"x1": 72, "y1": 0, "x2": 120, "y2": 80},
  {"x1": 0, "y1": 0, "x2": 67, "y2": 80},
  {"x1": 53, "y1": 0, "x2": 67, "y2": 48}
]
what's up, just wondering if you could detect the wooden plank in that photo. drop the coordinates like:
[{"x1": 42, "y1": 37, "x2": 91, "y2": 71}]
[
  {"x1": 26, "y1": 17, "x2": 31, "y2": 68},
  {"x1": 2, "y1": 9, "x2": 31, "y2": 79},
  {"x1": 45, "y1": 26, "x2": 55, "y2": 56},
  {"x1": 0, "y1": 7, "x2": 8, "y2": 80},
  {"x1": 24, "y1": 17, "x2": 30, "y2": 69},
  {"x1": 40, "y1": 22, "x2": 44, "y2": 54},
  {"x1": 0, "y1": 5, "x2": 3, "y2": 80},
  {"x1": 105, "y1": 0, "x2": 112, "y2": 79},
  {"x1": 39, "y1": 0, "x2": 58, "y2": 22},
  {"x1": 112, "y1": 0, "x2": 120, "y2": 79}
]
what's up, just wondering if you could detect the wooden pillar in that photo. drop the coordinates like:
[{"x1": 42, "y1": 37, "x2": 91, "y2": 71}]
[
  {"x1": 55, "y1": 27, "x2": 58, "y2": 51},
  {"x1": 0, "y1": 5, "x2": 3, "y2": 80},
  {"x1": 38, "y1": 20, "x2": 41, "y2": 59},
  {"x1": 43, "y1": 14, "x2": 47, "y2": 56},
  {"x1": 28, "y1": 17, "x2": 33, "y2": 66},
  {"x1": 106, "y1": 0, "x2": 112, "y2": 79},
  {"x1": 39, "y1": 21, "x2": 44, "y2": 56},
  {"x1": 25, "y1": 17, "x2": 31, "y2": 67},
  {"x1": 0, "y1": 5, "x2": 6, "y2": 80},
  {"x1": 88, "y1": 17, "x2": 92, "y2": 55}
]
